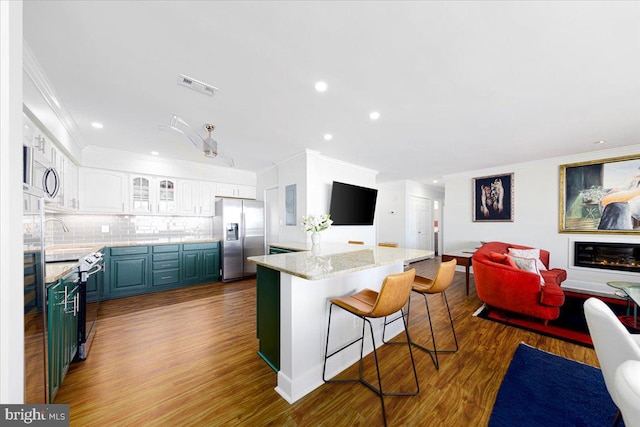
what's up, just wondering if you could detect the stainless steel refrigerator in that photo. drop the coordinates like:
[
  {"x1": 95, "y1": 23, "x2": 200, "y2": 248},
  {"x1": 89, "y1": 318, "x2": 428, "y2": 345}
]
[{"x1": 214, "y1": 198, "x2": 265, "y2": 282}]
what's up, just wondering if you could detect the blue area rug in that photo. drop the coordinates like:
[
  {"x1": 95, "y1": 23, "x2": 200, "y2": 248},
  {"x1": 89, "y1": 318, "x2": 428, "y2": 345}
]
[{"x1": 489, "y1": 343, "x2": 619, "y2": 427}]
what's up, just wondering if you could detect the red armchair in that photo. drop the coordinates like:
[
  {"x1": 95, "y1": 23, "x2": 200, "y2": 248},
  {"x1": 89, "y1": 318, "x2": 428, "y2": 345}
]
[{"x1": 472, "y1": 241, "x2": 567, "y2": 323}]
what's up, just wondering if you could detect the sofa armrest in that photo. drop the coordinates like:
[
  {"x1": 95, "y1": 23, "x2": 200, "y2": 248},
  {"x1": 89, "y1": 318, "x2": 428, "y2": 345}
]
[{"x1": 540, "y1": 282, "x2": 564, "y2": 307}]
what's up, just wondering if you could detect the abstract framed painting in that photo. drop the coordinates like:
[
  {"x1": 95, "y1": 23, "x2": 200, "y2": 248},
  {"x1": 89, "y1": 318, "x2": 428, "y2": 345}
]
[
  {"x1": 473, "y1": 173, "x2": 514, "y2": 222},
  {"x1": 559, "y1": 154, "x2": 640, "y2": 233}
]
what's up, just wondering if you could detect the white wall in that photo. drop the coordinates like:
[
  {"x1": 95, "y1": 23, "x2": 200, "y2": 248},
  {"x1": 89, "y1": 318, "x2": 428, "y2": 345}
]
[
  {"x1": 257, "y1": 150, "x2": 379, "y2": 245},
  {"x1": 376, "y1": 180, "x2": 445, "y2": 248},
  {"x1": 443, "y1": 144, "x2": 640, "y2": 295},
  {"x1": 276, "y1": 151, "x2": 307, "y2": 242},
  {"x1": 0, "y1": 0, "x2": 25, "y2": 403},
  {"x1": 307, "y1": 151, "x2": 378, "y2": 245},
  {"x1": 377, "y1": 181, "x2": 407, "y2": 246},
  {"x1": 256, "y1": 166, "x2": 278, "y2": 202}
]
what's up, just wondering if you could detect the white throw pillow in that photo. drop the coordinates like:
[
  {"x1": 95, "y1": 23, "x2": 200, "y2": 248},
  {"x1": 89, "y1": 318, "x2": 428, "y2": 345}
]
[
  {"x1": 508, "y1": 247, "x2": 547, "y2": 271},
  {"x1": 509, "y1": 255, "x2": 545, "y2": 285}
]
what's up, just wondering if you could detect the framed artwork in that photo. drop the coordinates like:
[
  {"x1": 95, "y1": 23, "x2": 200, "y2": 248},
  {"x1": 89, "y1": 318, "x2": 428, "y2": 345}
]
[
  {"x1": 559, "y1": 154, "x2": 640, "y2": 233},
  {"x1": 473, "y1": 173, "x2": 514, "y2": 222}
]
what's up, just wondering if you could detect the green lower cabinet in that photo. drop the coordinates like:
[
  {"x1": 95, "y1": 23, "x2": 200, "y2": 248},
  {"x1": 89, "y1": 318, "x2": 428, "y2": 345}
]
[
  {"x1": 151, "y1": 245, "x2": 181, "y2": 289},
  {"x1": 108, "y1": 255, "x2": 150, "y2": 297},
  {"x1": 256, "y1": 265, "x2": 280, "y2": 372},
  {"x1": 47, "y1": 271, "x2": 79, "y2": 401},
  {"x1": 102, "y1": 243, "x2": 220, "y2": 300},
  {"x1": 182, "y1": 243, "x2": 220, "y2": 285},
  {"x1": 182, "y1": 251, "x2": 200, "y2": 283},
  {"x1": 202, "y1": 250, "x2": 219, "y2": 282}
]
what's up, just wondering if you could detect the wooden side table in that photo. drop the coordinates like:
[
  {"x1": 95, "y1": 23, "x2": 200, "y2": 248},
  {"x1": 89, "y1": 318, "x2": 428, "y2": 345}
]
[{"x1": 441, "y1": 249, "x2": 476, "y2": 296}]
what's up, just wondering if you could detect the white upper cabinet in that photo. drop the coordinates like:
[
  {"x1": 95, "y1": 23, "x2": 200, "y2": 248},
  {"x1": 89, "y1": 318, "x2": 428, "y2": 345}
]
[
  {"x1": 64, "y1": 161, "x2": 79, "y2": 210},
  {"x1": 130, "y1": 175, "x2": 153, "y2": 213},
  {"x1": 24, "y1": 112, "x2": 79, "y2": 211},
  {"x1": 216, "y1": 183, "x2": 256, "y2": 199},
  {"x1": 178, "y1": 180, "x2": 216, "y2": 216},
  {"x1": 129, "y1": 175, "x2": 178, "y2": 214},
  {"x1": 157, "y1": 178, "x2": 177, "y2": 214},
  {"x1": 199, "y1": 181, "x2": 216, "y2": 215},
  {"x1": 79, "y1": 168, "x2": 128, "y2": 213}
]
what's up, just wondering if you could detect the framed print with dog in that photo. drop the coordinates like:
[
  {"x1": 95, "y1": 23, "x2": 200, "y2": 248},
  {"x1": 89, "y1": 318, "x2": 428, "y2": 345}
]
[{"x1": 473, "y1": 173, "x2": 514, "y2": 222}]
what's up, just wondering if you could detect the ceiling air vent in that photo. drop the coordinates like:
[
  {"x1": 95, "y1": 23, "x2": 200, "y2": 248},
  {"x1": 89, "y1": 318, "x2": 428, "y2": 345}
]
[{"x1": 177, "y1": 74, "x2": 218, "y2": 97}]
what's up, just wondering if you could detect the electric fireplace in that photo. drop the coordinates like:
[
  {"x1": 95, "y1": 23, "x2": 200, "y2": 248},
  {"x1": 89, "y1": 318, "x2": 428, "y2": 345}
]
[{"x1": 574, "y1": 242, "x2": 640, "y2": 273}]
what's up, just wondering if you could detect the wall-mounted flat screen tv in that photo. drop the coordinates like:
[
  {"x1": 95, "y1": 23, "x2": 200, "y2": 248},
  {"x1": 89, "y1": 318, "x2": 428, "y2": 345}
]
[{"x1": 329, "y1": 181, "x2": 378, "y2": 225}]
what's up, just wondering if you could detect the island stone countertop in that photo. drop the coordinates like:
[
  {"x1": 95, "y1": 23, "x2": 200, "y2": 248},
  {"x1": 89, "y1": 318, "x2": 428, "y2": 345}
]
[{"x1": 248, "y1": 242, "x2": 433, "y2": 280}]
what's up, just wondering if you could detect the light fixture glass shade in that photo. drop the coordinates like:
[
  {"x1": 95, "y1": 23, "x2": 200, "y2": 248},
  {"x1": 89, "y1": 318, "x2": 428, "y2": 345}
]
[{"x1": 203, "y1": 137, "x2": 218, "y2": 158}]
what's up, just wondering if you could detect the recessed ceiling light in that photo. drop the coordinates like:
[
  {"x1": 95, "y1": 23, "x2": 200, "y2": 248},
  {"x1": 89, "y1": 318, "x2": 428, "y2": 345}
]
[
  {"x1": 595, "y1": 140, "x2": 606, "y2": 144},
  {"x1": 91, "y1": 122, "x2": 104, "y2": 129},
  {"x1": 369, "y1": 111, "x2": 380, "y2": 120},
  {"x1": 433, "y1": 179, "x2": 439, "y2": 184},
  {"x1": 315, "y1": 81, "x2": 328, "y2": 92},
  {"x1": 324, "y1": 134, "x2": 333, "y2": 141},
  {"x1": 151, "y1": 151, "x2": 159, "y2": 156}
]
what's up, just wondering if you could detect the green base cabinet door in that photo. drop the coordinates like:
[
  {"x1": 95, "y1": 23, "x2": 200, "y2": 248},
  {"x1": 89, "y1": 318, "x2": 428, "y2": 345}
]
[
  {"x1": 106, "y1": 246, "x2": 150, "y2": 298},
  {"x1": 47, "y1": 271, "x2": 79, "y2": 402},
  {"x1": 202, "y1": 249, "x2": 219, "y2": 282},
  {"x1": 182, "y1": 251, "x2": 200, "y2": 283},
  {"x1": 256, "y1": 265, "x2": 280, "y2": 372},
  {"x1": 182, "y1": 243, "x2": 220, "y2": 285}
]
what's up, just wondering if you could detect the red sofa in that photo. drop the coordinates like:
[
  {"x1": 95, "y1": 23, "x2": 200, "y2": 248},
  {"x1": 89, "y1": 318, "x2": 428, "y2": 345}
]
[{"x1": 472, "y1": 241, "x2": 567, "y2": 322}]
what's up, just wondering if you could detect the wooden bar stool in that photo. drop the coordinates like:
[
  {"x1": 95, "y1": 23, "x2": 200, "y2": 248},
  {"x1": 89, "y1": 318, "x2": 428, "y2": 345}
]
[
  {"x1": 383, "y1": 259, "x2": 458, "y2": 369},
  {"x1": 322, "y1": 269, "x2": 419, "y2": 426}
]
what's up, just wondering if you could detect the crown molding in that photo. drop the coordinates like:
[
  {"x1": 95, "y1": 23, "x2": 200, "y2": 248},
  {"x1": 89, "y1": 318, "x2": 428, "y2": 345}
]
[{"x1": 23, "y1": 41, "x2": 86, "y2": 151}]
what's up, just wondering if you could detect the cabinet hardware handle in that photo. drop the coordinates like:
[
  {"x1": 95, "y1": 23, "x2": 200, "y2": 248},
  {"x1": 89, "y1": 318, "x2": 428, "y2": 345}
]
[
  {"x1": 161, "y1": 276, "x2": 172, "y2": 280},
  {"x1": 58, "y1": 287, "x2": 69, "y2": 307}
]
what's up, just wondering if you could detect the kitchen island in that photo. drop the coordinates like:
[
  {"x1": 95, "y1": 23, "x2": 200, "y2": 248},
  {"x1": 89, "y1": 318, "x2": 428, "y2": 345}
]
[{"x1": 248, "y1": 243, "x2": 433, "y2": 404}]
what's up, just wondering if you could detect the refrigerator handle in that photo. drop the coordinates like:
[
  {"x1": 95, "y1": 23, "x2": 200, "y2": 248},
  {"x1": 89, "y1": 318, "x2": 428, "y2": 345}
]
[{"x1": 241, "y1": 211, "x2": 246, "y2": 247}]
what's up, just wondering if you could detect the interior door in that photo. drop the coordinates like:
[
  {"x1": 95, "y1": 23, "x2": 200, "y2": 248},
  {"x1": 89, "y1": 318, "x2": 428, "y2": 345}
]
[
  {"x1": 408, "y1": 196, "x2": 433, "y2": 251},
  {"x1": 243, "y1": 200, "x2": 265, "y2": 275}
]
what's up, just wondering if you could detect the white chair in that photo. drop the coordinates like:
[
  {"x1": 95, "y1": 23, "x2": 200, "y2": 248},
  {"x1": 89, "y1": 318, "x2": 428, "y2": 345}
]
[
  {"x1": 615, "y1": 360, "x2": 640, "y2": 427},
  {"x1": 584, "y1": 297, "x2": 640, "y2": 426}
]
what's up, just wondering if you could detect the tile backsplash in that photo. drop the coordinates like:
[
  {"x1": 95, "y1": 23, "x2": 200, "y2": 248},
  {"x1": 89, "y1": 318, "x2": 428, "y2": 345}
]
[{"x1": 45, "y1": 214, "x2": 214, "y2": 247}]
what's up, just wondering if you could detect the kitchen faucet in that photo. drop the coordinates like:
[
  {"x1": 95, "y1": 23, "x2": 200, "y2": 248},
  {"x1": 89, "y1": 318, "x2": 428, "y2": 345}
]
[{"x1": 45, "y1": 217, "x2": 70, "y2": 232}]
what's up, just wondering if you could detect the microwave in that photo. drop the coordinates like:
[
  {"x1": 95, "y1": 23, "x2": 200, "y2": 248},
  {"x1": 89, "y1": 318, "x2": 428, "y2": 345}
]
[{"x1": 23, "y1": 145, "x2": 60, "y2": 199}]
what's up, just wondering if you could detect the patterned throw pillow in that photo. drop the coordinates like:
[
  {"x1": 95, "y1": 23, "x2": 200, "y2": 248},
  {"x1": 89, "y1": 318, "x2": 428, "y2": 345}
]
[
  {"x1": 508, "y1": 247, "x2": 547, "y2": 271},
  {"x1": 508, "y1": 255, "x2": 545, "y2": 285}
]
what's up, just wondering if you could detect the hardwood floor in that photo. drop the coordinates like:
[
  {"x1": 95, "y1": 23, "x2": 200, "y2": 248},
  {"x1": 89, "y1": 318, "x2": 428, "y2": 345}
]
[{"x1": 54, "y1": 257, "x2": 599, "y2": 426}]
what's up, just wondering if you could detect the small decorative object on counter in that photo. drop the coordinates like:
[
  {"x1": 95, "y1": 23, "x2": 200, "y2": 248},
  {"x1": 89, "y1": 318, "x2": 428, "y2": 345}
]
[{"x1": 302, "y1": 214, "x2": 332, "y2": 246}]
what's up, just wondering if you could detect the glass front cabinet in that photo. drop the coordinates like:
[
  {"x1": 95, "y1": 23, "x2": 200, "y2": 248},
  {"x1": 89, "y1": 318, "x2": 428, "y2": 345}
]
[{"x1": 130, "y1": 176, "x2": 177, "y2": 214}]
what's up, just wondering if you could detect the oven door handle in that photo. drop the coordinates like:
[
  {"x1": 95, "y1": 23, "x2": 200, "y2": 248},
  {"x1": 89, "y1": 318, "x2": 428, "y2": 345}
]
[{"x1": 85, "y1": 264, "x2": 102, "y2": 277}]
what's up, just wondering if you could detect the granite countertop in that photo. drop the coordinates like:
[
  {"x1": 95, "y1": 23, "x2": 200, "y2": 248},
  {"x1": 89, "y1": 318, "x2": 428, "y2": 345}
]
[
  {"x1": 248, "y1": 242, "x2": 433, "y2": 281},
  {"x1": 45, "y1": 262, "x2": 80, "y2": 284},
  {"x1": 44, "y1": 238, "x2": 221, "y2": 284}
]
